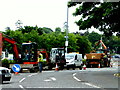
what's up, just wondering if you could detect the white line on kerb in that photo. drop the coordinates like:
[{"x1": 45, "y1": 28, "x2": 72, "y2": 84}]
[
  {"x1": 73, "y1": 73, "x2": 81, "y2": 82},
  {"x1": 19, "y1": 78, "x2": 26, "y2": 83}
]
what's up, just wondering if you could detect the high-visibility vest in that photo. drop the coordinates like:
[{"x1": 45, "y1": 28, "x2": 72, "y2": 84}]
[
  {"x1": 104, "y1": 55, "x2": 107, "y2": 58},
  {"x1": 37, "y1": 53, "x2": 43, "y2": 62}
]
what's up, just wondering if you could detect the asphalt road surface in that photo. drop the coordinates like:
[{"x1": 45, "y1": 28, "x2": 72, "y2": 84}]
[{"x1": 0, "y1": 66, "x2": 119, "y2": 90}]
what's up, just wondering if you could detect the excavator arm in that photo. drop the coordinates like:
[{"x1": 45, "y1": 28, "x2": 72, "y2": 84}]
[
  {"x1": 0, "y1": 33, "x2": 20, "y2": 62},
  {"x1": 95, "y1": 40, "x2": 107, "y2": 50}
]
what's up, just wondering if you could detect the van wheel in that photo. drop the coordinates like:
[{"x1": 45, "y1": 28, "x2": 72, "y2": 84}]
[
  {"x1": 67, "y1": 66, "x2": 69, "y2": 70},
  {"x1": 72, "y1": 64, "x2": 75, "y2": 70},
  {"x1": 79, "y1": 66, "x2": 82, "y2": 70}
]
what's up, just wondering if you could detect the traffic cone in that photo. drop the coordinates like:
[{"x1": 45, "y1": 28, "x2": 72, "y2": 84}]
[
  {"x1": 14, "y1": 72, "x2": 19, "y2": 75},
  {"x1": 83, "y1": 64, "x2": 86, "y2": 70},
  {"x1": 55, "y1": 63, "x2": 59, "y2": 71},
  {"x1": 98, "y1": 63, "x2": 100, "y2": 68}
]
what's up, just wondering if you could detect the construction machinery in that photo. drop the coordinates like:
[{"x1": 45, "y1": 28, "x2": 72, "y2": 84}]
[
  {"x1": 0, "y1": 33, "x2": 40, "y2": 72},
  {"x1": 49, "y1": 48, "x2": 66, "y2": 69},
  {"x1": 0, "y1": 33, "x2": 19, "y2": 64},
  {"x1": 86, "y1": 40, "x2": 111, "y2": 68}
]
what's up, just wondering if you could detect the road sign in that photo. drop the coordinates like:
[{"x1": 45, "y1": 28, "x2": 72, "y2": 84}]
[
  {"x1": 64, "y1": 36, "x2": 68, "y2": 39},
  {"x1": 12, "y1": 64, "x2": 21, "y2": 72}
]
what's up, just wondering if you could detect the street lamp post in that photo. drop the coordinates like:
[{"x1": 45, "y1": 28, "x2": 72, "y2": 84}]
[{"x1": 65, "y1": 6, "x2": 69, "y2": 54}]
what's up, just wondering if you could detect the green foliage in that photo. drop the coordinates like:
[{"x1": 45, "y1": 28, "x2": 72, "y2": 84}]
[
  {"x1": 76, "y1": 35, "x2": 92, "y2": 56},
  {"x1": 68, "y1": 2, "x2": 120, "y2": 36},
  {"x1": 18, "y1": 26, "x2": 43, "y2": 35},
  {"x1": 82, "y1": 59, "x2": 86, "y2": 64},
  {"x1": 87, "y1": 31, "x2": 101, "y2": 47},
  {"x1": 2, "y1": 59, "x2": 16, "y2": 68},
  {"x1": 55, "y1": 27, "x2": 61, "y2": 33},
  {"x1": 42, "y1": 27, "x2": 53, "y2": 33},
  {"x1": 68, "y1": 33, "x2": 78, "y2": 52},
  {"x1": 2, "y1": 59, "x2": 9, "y2": 68}
]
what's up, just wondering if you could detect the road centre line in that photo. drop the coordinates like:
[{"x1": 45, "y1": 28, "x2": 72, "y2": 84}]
[{"x1": 73, "y1": 73, "x2": 81, "y2": 82}]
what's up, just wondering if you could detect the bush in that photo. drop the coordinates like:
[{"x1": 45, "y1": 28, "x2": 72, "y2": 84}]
[
  {"x1": 2, "y1": 59, "x2": 16, "y2": 68},
  {"x1": 2, "y1": 59, "x2": 9, "y2": 68},
  {"x1": 9, "y1": 60, "x2": 16, "y2": 64}
]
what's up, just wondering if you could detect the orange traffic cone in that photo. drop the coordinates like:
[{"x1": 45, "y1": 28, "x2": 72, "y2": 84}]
[
  {"x1": 55, "y1": 63, "x2": 59, "y2": 71},
  {"x1": 14, "y1": 72, "x2": 19, "y2": 75},
  {"x1": 83, "y1": 64, "x2": 86, "y2": 70},
  {"x1": 98, "y1": 64, "x2": 100, "y2": 68}
]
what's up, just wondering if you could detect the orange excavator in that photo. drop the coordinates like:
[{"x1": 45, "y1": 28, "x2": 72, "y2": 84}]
[
  {"x1": 86, "y1": 40, "x2": 110, "y2": 68},
  {"x1": 0, "y1": 33, "x2": 41, "y2": 72},
  {"x1": 0, "y1": 33, "x2": 20, "y2": 64}
]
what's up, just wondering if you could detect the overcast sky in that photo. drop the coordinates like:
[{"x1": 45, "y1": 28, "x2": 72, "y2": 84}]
[{"x1": 0, "y1": 0, "x2": 101, "y2": 33}]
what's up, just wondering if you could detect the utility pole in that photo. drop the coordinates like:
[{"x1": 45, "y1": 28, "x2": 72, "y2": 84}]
[{"x1": 64, "y1": 6, "x2": 69, "y2": 54}]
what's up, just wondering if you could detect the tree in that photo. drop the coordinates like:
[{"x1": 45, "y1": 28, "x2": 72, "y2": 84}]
[
  {"x1": 42, "y1": 27, "x2": 53, "y2": 34},
  {"x1": 88, "y1": 31, "x2": 101, "y2": 47},
  {"x1": 68, "y1": 2, "x2": 120, "y2": 36},
  {"x1": 67, "y1": 33, "x2": 78, "y2": 52},
  {"x1": 18, "y1": 26, "x2": 43, "y2": 35},
  {"x1": 76, "y1": 35, "x2": 92, "y2": 57},
  {"x1": 2, "y1": 26, "x2": 93, "y2": 55},
  {"x1": 55, "y1": 27, "x2": 61, "y2": 33},
  {"x1": 3, "y1": 30, "x2": 24, "y2": 53}
]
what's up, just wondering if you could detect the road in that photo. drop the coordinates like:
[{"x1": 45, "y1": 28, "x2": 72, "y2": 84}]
[{"x1": 0, "y1": 67, "x2": 119, "y2": 90}]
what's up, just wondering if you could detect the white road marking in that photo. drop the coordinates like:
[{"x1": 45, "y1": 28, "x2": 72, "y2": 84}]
[
  {"x1": 19, "y1": 85, "x2": 24, "y2": 88},
  {"x1": 27, "y1": 73, "x2": 38, "y2": 77},
  {"x1": 44, "y1": 77, "x2": 56, "y2": 82},
  {"x1": 84, "y1": 82, "x2": 101, "y2": 88},
  {"x1": 50, "y1": 77, "x2": 56, "y2": 81},
  {"x1": 44, "y1": 79, "x2": 51, "y2": 82},
  {"x1": 73, "y1": 73, "x2": 100, "y2": 88},
  {"x1": 73, "y1": 73, "x2": 76, "y2": 76},
  {"x1": 73, "y1": 73, "x2": 81, "y2": 82},
  {"x1": 19, "y1": 78, "x2": 26, "y2": 83}
]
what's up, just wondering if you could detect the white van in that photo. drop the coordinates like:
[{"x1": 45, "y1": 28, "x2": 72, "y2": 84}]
[{"x1": 65, "y1": 53, "x2": 83, "y2": 70}]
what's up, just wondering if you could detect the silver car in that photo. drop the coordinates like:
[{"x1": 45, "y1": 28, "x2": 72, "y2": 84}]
[{"x1": 0, "y1": 67, "x2": 11, "y2": 84}]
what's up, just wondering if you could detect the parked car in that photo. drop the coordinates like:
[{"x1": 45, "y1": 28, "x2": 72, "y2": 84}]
[
  {"x1": 65, "y1": 53, "x2": 83, "y2": 70},
  {"x1": 0, "y1": 67, "x2": 11, "y2": 84}
]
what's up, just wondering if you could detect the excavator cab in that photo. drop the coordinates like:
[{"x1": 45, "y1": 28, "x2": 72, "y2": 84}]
[{"x1": 21, "y1": 42, "x2": 38, "y2": 63}]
